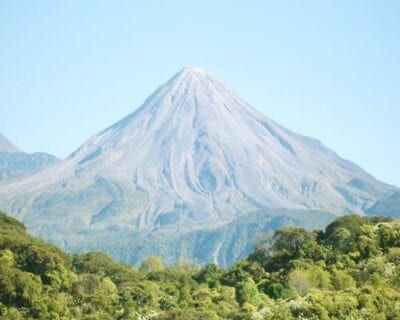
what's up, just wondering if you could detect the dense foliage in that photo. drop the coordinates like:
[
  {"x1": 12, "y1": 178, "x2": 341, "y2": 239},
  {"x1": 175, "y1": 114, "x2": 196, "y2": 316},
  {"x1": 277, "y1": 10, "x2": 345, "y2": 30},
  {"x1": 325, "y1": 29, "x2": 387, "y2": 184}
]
[{"x1": 1, "y1": 211, "x2": 400, "y2": 319}]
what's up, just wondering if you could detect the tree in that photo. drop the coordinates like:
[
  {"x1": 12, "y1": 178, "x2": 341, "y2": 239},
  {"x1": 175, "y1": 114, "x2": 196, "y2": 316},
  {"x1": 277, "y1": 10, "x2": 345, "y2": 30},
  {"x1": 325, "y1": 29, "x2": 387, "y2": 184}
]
[
  {"x1": 140, "y1": 256, "x2": 164, "y2": 273},
  {"x1": 273, "y1": 227, "x2": 314, "y2": 258},
  {"x1": 235, "y1": 278, "x2": 262, "y2": 306}
]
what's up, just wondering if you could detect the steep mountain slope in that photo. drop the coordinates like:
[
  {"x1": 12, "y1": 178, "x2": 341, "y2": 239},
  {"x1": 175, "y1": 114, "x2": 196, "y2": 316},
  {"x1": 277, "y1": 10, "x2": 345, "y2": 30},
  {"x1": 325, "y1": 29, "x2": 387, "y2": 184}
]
[
  {"x1": 0, "y1": 132, "x2": 59, "y2": 182},
  {"x1": 0, "y1": 67, "x2": 396, "y2": 264}
]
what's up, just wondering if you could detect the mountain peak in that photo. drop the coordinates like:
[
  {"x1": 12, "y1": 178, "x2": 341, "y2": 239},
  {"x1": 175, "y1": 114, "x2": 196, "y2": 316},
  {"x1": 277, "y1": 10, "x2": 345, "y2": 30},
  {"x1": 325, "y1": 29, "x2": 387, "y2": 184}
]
[
  {"x1": 152, "y1": 66, "x2": 233, "y2": 109},
  {"x1": 0, "y1": 132, "x2": 18, "y2": 152},
  {"x1": 180, "y1": 66, "x2": 206, "y2": 75},
  {"x1": 171, "y1": 66, "x2": 214, "y2": 86}
]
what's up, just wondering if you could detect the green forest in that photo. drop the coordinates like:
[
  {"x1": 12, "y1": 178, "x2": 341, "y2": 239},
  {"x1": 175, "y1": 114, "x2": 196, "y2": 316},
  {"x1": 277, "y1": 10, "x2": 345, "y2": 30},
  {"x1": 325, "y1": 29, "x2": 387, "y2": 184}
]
[{"x1": 1, "y1": 211, "x2": 400, "y2": 320}]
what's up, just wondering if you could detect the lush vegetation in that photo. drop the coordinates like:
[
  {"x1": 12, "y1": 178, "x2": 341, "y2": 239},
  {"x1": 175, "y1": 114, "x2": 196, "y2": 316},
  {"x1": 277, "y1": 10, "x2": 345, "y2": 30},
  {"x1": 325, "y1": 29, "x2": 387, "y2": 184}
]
[{"x1": 1, "y1": 212, "x2": 400, "y2": 319}]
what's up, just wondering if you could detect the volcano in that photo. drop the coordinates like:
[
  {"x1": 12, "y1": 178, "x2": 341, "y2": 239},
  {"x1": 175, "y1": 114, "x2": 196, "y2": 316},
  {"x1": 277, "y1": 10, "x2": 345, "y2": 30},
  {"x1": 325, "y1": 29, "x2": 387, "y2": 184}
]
[{"x1": 0, "y1": 67, "x2": 396, "y2": 265}]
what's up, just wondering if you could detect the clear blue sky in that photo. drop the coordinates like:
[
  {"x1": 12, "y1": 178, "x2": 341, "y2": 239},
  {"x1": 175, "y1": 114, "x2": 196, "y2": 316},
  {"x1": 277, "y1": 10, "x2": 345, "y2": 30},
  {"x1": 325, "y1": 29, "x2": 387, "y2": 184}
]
[{"x1": 0, "y1": 1, "x2": 399, "y2": 187}]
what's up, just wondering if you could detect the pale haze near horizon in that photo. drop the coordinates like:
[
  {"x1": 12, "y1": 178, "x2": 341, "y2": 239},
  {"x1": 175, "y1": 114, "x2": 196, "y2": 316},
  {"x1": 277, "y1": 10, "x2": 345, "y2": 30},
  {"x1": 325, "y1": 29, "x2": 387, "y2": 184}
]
[{"x1": 0, "y1": 1, "x2": 399, "y2": 187}]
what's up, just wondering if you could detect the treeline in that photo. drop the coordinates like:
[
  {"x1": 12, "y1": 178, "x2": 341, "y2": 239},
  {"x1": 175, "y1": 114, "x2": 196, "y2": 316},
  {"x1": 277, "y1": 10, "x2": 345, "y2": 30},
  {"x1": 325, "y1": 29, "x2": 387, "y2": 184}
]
[{"x1": 1, "y1": 211, "x2": 400, "y2": 319}]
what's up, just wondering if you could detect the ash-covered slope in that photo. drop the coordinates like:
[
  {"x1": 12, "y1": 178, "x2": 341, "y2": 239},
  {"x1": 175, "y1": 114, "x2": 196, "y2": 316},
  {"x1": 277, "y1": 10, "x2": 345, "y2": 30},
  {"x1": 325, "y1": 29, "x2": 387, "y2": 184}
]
[
  {"x1": 0, "y1": 67, "x2": 396, "y2": 264},
  {"x1": 0, "y1": 132, "x2": 59, "y2": 182}
]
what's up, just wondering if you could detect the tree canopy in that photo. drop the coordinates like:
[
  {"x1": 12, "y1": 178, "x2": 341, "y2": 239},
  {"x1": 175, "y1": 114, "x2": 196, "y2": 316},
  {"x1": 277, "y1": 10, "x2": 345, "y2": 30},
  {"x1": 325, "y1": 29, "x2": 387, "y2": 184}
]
[{"x1": 1, "y1": 211, "x2": 400, "y2": 319}]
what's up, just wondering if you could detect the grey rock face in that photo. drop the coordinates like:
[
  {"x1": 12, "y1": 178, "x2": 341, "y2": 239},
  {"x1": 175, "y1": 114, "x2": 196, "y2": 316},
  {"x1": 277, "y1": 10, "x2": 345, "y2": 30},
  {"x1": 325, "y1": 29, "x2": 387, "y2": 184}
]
[{"x1": 0, "y1": 67, "x2": 397, "y2": 264}]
